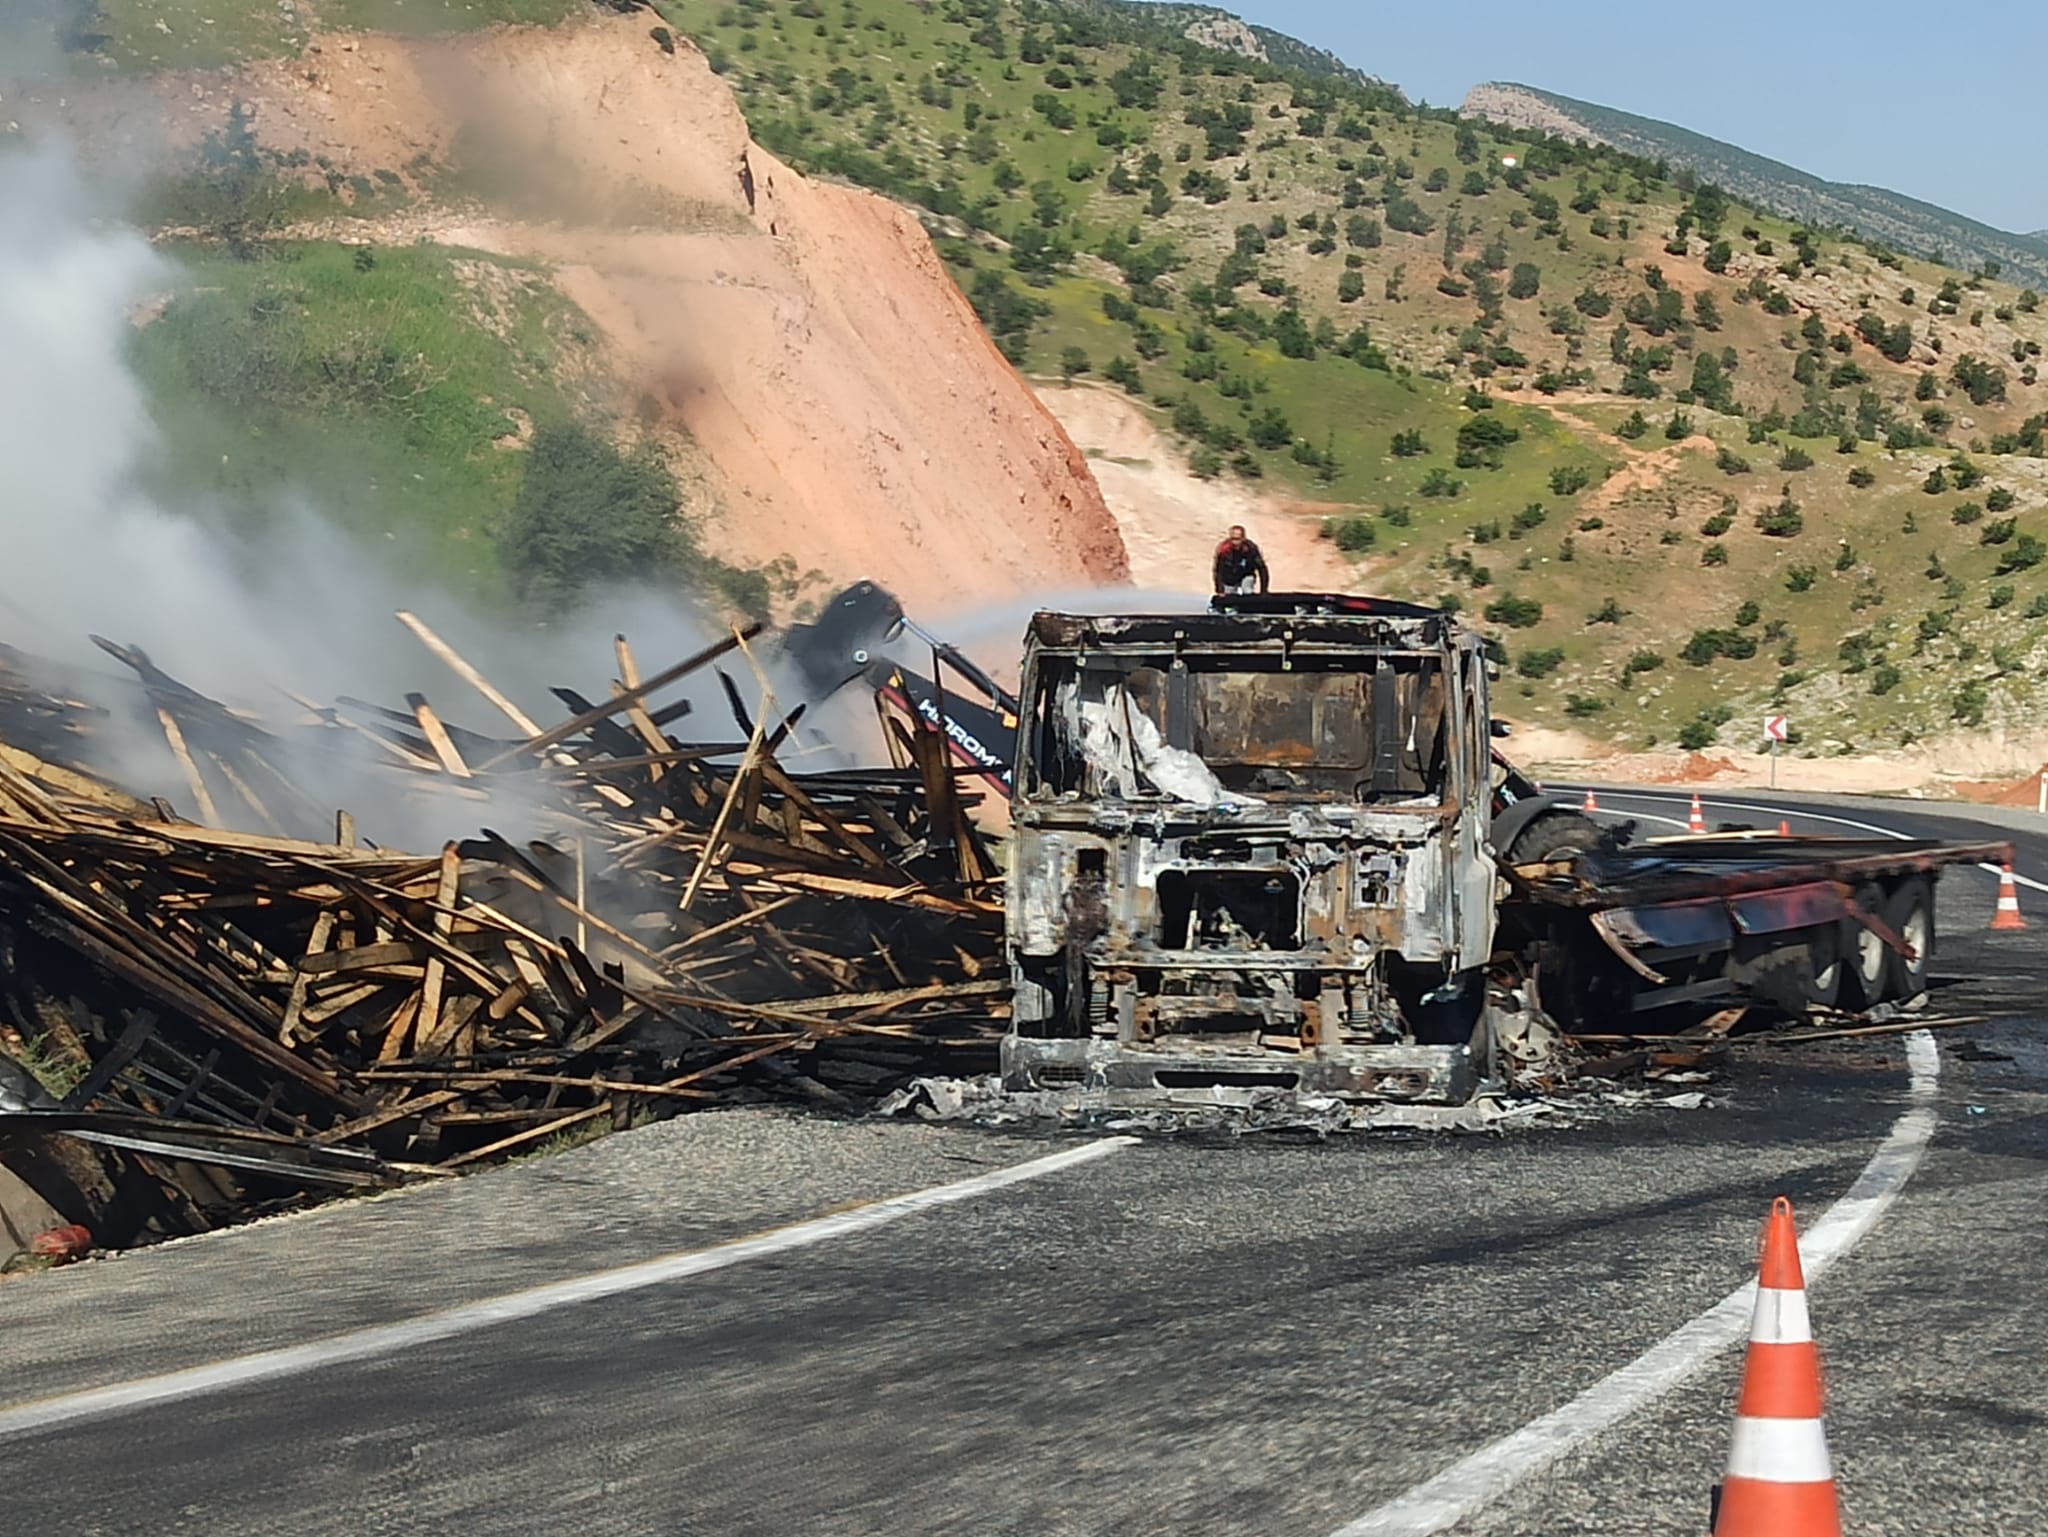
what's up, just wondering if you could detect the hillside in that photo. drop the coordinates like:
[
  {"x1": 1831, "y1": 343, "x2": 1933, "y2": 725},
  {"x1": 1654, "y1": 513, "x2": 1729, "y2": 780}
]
[
  {"x1": 1462, "y1": 82, "x2": 2048, "y2": 291},
  {"x1": 14, "y1": 0, "x2": 2048, "y2": 774},
  {"x1": 8, "y1": 6, "x2": 1125, "y2": 624},
  {"x1": 654, "y1": 0, "x2": 2048, "y2": 764},
  {"x1": 1053, "y1": 2, "x2": 1387, "y2": 87}
]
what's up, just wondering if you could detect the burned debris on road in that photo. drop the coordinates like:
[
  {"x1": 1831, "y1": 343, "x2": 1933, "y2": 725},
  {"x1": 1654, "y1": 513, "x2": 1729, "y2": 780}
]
[
  {"x1": 0, "y1": 613, "x2": 1004, "y2": 1248},
  {"x1": 0, "y1": 587, "x2": 2021, "y2": 1259}
]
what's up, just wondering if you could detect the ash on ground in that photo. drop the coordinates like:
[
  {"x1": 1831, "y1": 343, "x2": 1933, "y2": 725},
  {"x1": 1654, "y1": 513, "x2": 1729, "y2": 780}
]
[{"x1": 874, "y1": 1075, "x2": 1714, "y2": 1138}]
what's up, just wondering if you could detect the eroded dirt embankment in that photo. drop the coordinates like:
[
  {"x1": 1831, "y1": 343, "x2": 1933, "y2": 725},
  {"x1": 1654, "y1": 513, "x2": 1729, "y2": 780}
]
[
  {"x1": 39, "y1": 14, "x2": 1128, "y2": 615},
  {"x1": 1037, "y1": 383, "x2": 1358, "y2": 596}
]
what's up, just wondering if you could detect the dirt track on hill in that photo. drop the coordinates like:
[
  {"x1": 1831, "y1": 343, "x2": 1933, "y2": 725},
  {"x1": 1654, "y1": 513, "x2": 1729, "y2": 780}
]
[{"x1": 1037, "y1": 383, "x2": 1357, "y2": 597}]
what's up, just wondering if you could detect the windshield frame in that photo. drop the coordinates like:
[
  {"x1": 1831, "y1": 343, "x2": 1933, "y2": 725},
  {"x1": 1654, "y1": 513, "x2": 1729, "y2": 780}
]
[{"x1": 1017, "y1": 644, "x2": 1461, "y2": 808}]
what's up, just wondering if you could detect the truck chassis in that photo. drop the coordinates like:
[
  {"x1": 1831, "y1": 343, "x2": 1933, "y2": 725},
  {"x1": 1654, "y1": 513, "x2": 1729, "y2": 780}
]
[{"x1": 999, "y1": 597, "x2": 2004, "y2": 1106}]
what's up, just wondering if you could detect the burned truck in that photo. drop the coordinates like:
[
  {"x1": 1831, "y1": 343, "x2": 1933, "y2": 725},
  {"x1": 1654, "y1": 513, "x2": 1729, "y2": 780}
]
[
  {"x1": 1004, "y1": 597, "x2": 1509, "y2": 1102},
  {"x1": 1001, "y1": 595, "x2": 2008, "y2": 1104}
]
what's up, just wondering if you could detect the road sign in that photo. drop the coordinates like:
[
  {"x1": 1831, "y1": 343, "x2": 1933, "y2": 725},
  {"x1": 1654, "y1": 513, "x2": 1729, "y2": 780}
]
[{"x1": 1764, "y1": 715, "x2": 1789, "y2": 742}]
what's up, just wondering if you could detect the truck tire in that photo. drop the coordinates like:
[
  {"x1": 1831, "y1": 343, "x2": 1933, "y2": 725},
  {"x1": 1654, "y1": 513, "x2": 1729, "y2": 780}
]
[
  {"x1": 1504, "y1": 811, "x2": 1603, "y2": 865},
  {"x1": 1842, "y1": 882, "x2": 1889, "y2": 1010},
  {"x1": 1735, "y1": 937, "x2": 1822, "y2": 1018},
  {"x1": 1881, "y1": 878, "x2": 1934, "y2": 1002},
  {"x1": 1805, "y1": 924, "x2": 1844, "y2": 1011}
]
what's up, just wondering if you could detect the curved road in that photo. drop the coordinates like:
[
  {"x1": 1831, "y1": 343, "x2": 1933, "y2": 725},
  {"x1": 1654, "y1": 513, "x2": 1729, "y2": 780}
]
[{"x1": 0, "y1": 793, "x2": 2044, "y2": 1536}]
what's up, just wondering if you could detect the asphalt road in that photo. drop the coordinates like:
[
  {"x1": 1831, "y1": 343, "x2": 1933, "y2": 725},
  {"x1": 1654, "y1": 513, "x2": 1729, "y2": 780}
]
[{"x1": 1, "y1": 793, "x2": 2044, "y2": 1536}]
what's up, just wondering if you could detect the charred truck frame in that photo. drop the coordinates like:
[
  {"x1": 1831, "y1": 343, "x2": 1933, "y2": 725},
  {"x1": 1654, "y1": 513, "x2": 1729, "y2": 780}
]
[
  {"x1": 1001, "y1": 595, "x2": 2007, "y2": 1105},
  {"x1": 1005, "y1": 598, "x2": 1502, "y2": 1102}
]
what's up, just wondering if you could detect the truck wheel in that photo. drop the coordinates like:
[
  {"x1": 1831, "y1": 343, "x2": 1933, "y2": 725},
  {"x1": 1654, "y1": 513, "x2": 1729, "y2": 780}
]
[
  {"x1": 1842, "y1": 883, "x2": 1889, "y2": 1010},
  {"x1": 1805, "y1": 924, "x2": 1843, "y2": 1010},
  {"x1": 1504, "y1": 811, "x2": 1603, "y2": 865},
  {"x1": 1881, "y1": 878, "x2": 1934, "y2": 1002},
  {"x1": 1736, "y1": 938, "x2": 1822, "y2": 1018}
]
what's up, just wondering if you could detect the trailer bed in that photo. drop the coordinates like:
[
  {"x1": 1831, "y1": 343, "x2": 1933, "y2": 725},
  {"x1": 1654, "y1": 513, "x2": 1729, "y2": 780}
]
[
  {"x1": 1508, "y1": 831, "x2": 2011, "y2": 1021},
  {"x1": 1516, "y1": 833, "x2": 2010, "y2": 909}
]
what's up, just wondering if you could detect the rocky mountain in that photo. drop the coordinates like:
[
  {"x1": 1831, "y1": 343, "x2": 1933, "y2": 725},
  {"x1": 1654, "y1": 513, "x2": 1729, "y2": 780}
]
[{"x1": 1462, "y1": 82, "x2": 2048, "y2": 289}]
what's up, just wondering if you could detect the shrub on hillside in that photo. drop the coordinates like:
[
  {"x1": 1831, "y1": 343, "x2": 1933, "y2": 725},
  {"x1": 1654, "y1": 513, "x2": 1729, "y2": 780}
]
[
  {"x1": 1996, "y1": 534, "x2": 2047, "y2": 575},
  {"x1": 1455, "y1": 414, "x2": 1521, "y2": 468},
  {"x1": 1484, "y1": 594, "x2": 1544, "y2": 628},
  {"x1": 1322, "y1": 515, "x2": 1376, "y2": 552},
  {"x1": 502, "y1": 424, "x2": 687, "y2": 616},
  {"x1": 1680, "y1": 627, "x2": 1757, "y2": 665},
  {"x1": 1756, "y1": 496, "x2": 1804, "y2": 537}
]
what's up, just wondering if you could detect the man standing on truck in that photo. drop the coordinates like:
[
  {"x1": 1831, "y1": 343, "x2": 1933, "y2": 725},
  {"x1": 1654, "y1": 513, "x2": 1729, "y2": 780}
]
[{"x1": 1213, "y1": 525, "x2": 1270, "y2": 595}]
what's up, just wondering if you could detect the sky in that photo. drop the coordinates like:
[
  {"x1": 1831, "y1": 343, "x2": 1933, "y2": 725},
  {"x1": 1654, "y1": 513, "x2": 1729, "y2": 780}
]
[{"x1": 1193, "y1": 1, "x2": 2047, "y2": 236}]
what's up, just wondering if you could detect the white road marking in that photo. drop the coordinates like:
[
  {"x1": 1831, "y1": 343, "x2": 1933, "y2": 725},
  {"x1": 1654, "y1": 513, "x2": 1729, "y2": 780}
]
[
  {"x1": 0, "y1": 1136, "x2": 1137, "y2": 1440},
  {"x1": 1584, "y1": 805, "x2": 1692, "y2": 834},
  {"x1": 1978, "y1": 859, "x2": 2048, "y2": 895},
  {"x1": 1571, "y1": 787, "x2": 2048, "y2": 892},
  {"x1": 1571, "y1": 787, "x2": 1912, "y2": 842},
  {"x1": 1329, "y1": 1032, "x2": 1940, "y2": 1537}
]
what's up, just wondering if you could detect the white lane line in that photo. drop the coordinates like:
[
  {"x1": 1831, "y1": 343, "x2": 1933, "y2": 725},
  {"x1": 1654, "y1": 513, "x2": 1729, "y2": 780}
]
[
  {"x1": 1591, "y1": 808, "x2": 1692, "y2": 834},
  {"x1": 1330, "y1": 1032, "x2": 1940, "y2": 1537},
  {"x1": 1978, "y1": 860, "x2": 2048, "y2": 894},
  {"x1": 0, "y1": 1136, "x2": 1136, "y2": 1440},
  {"x1": 1565, "y1": 787, "x2": 1911, "y2": 842},
  {"x1": 1571, "y1": 789, "x2": 2048, "y2": 892}
]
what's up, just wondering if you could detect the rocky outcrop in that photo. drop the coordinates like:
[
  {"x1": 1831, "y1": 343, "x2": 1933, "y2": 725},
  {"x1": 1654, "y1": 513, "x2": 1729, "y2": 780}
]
[
  {"x1": 1181, "y1": 15, "x2": 1266, "y2": 62},
  {"x1": 1459, "y1": 83, "x2": 1597, "y2": 142}
]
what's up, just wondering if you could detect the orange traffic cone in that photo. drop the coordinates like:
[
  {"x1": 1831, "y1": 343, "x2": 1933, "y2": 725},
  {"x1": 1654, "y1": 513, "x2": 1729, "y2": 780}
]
[
  {"x1": 1991, "y1": 862, "x2": 2027, "y2": 932},
  {"x1": 1689, "y1": 793, "x2": 1708, "y2": 834},
  {"x1": 1582, "y1": 787, "x2": 1599, "y2": 813},
  {"x1": 1779, "y1": 820, "x2": 1792, "y2": 837},
  {"x1": 1713, "y1": 1197, "x2": 1840, "y2": 1537}
]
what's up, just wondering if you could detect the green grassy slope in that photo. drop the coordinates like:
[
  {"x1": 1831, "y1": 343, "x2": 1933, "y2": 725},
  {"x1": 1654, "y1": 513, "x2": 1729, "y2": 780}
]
[
  {"x1": 64, "y1": 0, "x2": 581, "y2": 72},
  {"x1": 127, "y1": 240, "x2": 588, "y2": 606}
]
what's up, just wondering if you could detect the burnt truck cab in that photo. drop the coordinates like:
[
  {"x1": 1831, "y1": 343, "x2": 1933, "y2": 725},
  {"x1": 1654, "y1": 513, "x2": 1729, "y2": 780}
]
[{"x1": 1003, "y1": 595, "x2": 1508, "y2": 1104}]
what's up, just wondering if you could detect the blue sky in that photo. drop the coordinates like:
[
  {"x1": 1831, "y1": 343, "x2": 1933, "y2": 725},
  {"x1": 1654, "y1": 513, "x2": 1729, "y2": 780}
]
[{"x1": 1193, "y1": 1, "x2": 2046, "y2": 235}]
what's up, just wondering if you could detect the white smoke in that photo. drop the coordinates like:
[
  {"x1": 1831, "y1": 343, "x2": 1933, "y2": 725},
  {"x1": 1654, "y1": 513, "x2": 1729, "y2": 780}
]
[{"x1": 0, "y1": 137, "x2": 752, "y2": 850}]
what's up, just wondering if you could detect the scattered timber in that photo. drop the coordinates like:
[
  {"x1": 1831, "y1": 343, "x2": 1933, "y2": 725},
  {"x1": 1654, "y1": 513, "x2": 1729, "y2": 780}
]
[{"x1": 0, "y1": 619, "x2": 1004, "y2": 1243}]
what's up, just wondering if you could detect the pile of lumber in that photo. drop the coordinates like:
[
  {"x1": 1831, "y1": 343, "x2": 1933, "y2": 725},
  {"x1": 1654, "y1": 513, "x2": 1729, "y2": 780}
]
[{"x1": 0, "y1": 613, "x2": 1007, "y2": 1236}]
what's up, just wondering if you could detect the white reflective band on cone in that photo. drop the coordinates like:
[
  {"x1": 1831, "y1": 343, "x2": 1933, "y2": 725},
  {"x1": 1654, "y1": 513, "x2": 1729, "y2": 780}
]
[
  {"x1": 1726, "y1": 1416, "x2": 1835, "y2": 1483},
  {"x1": 1749, "y1": 1286, "x2": 1813, "y2": 1344}
]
